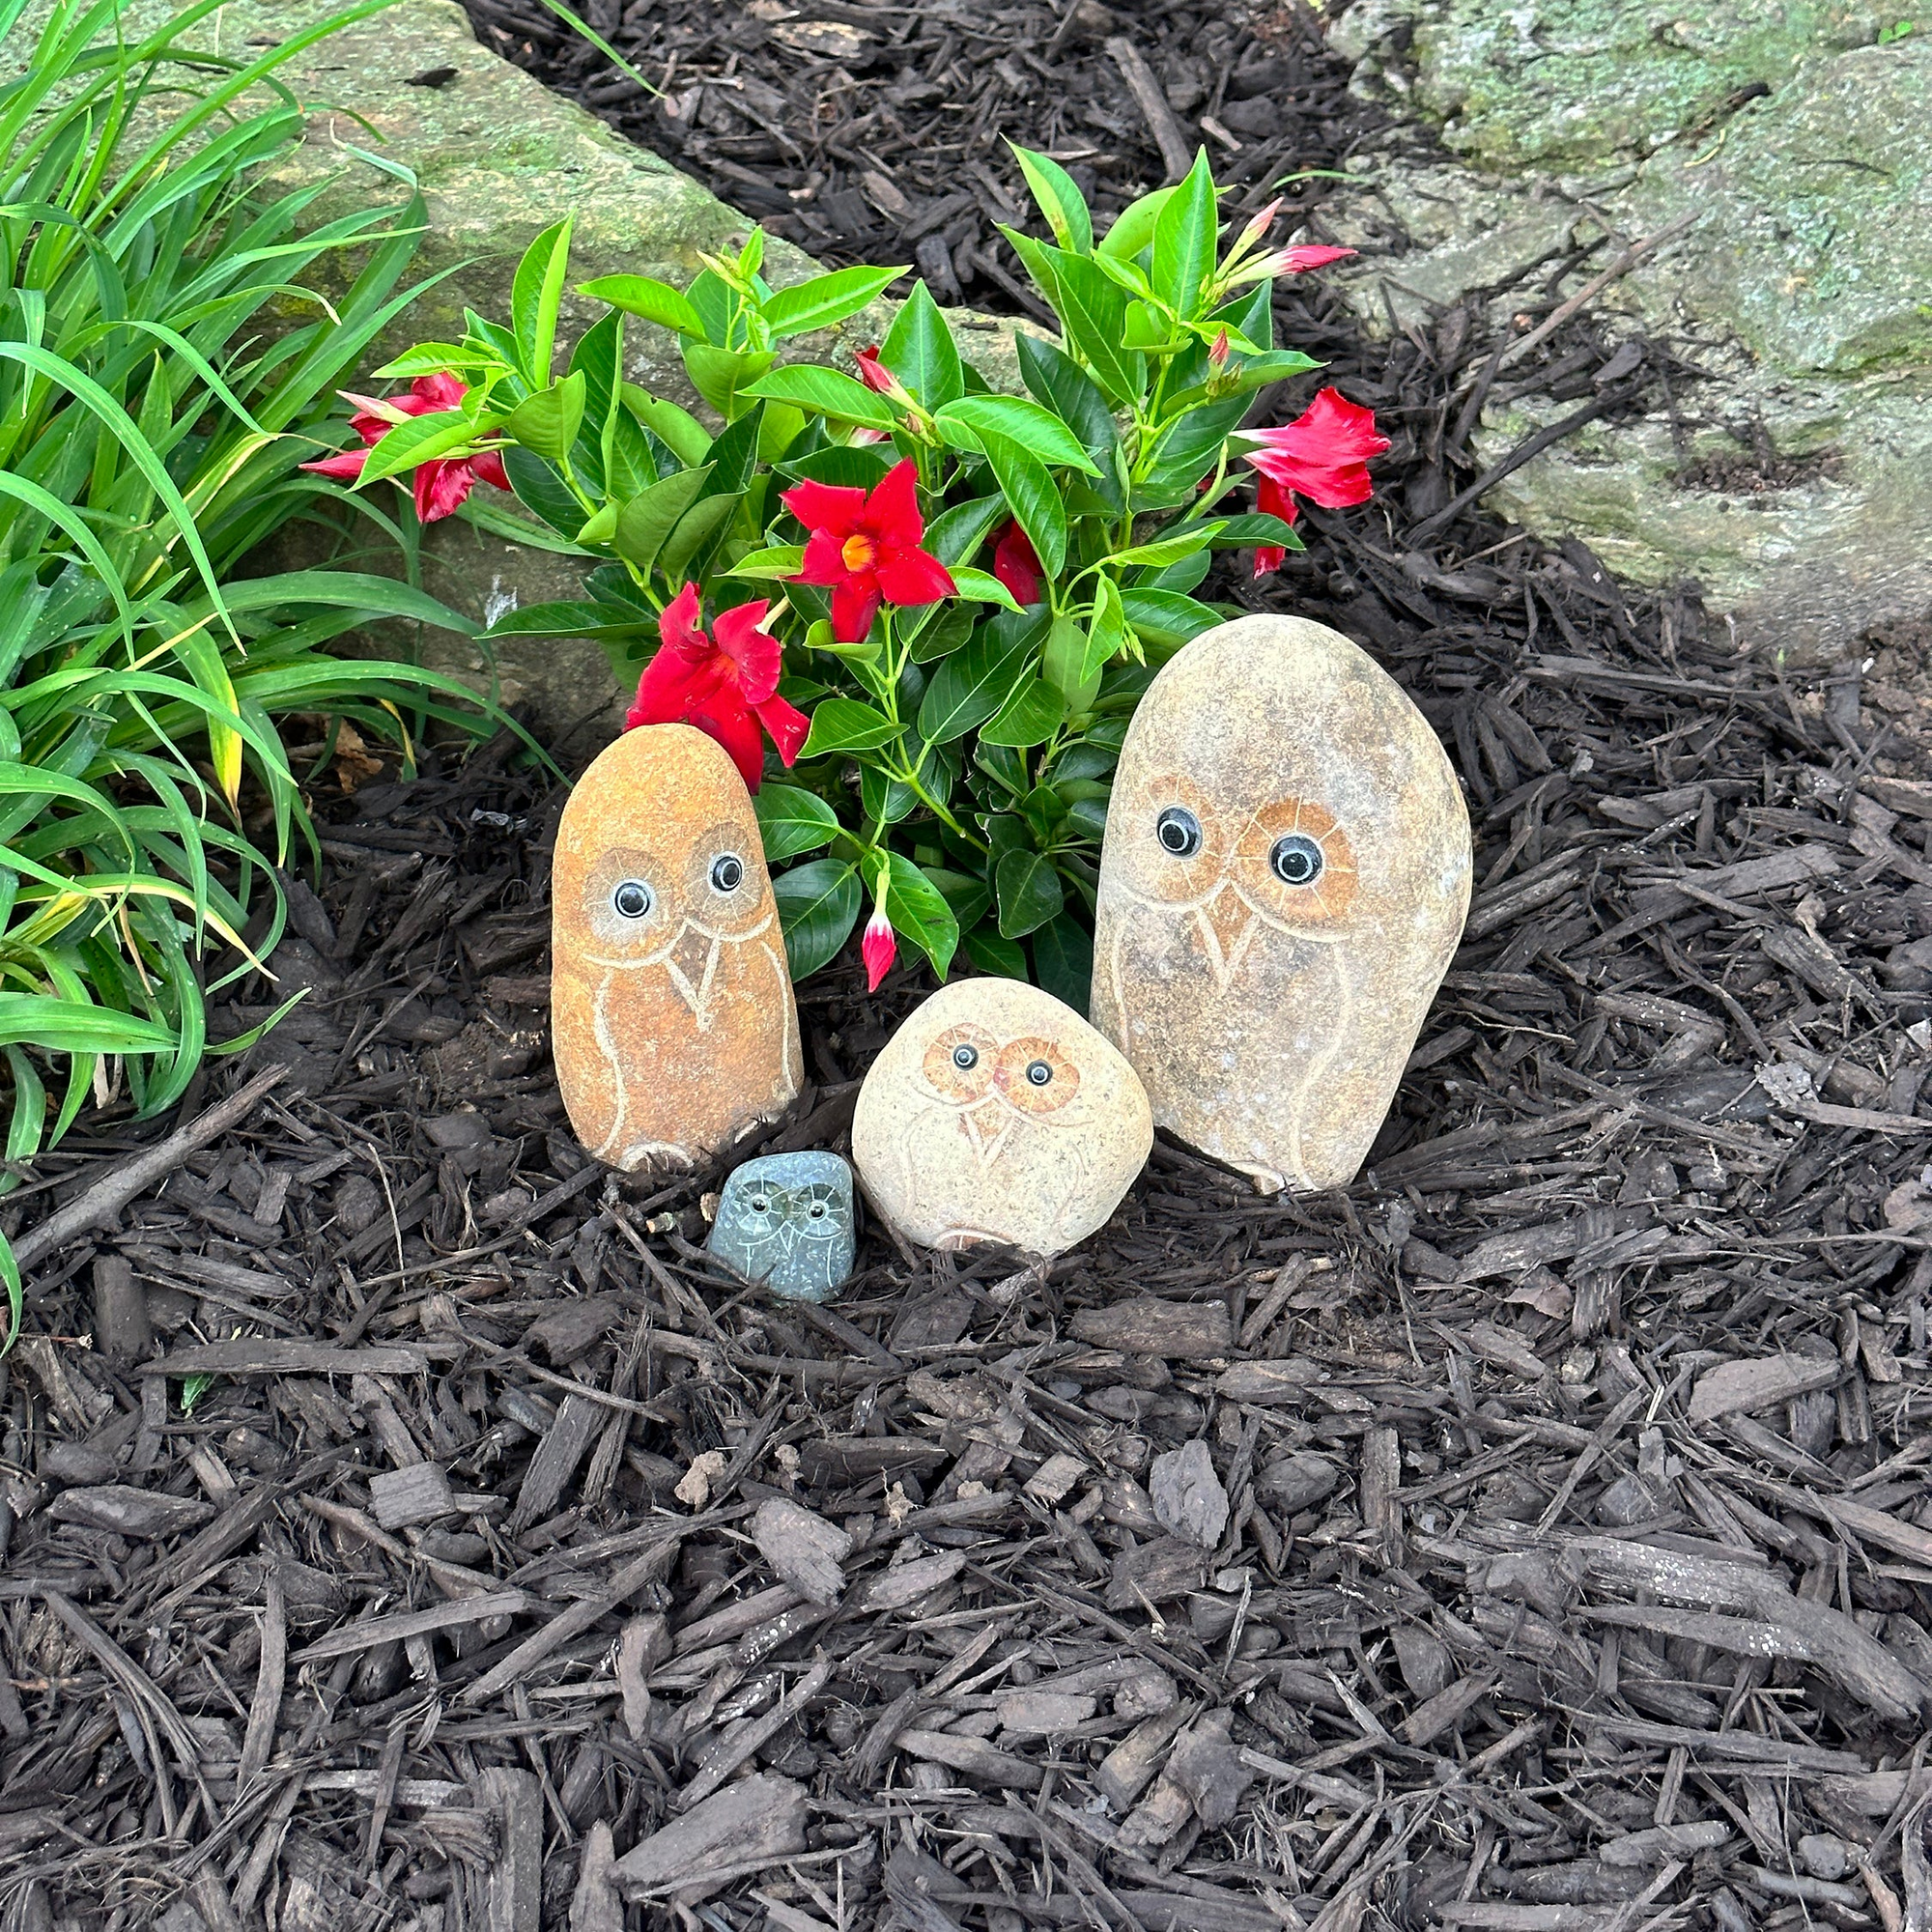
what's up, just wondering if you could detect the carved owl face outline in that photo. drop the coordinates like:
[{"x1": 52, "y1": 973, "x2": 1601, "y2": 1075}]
[
  {"x1": 730, "y1": 1178, "x2": 845, "y2": 1262},
  {"x1": 575, "y1": 810, "x2": 778, "y2": 1023},
  {"x1": 906, "y1": 1016, "x2": 1093, "y2": 1170},
  {"x1": 1112, "y1": 767, "x2": 1360, "y2": 985}
]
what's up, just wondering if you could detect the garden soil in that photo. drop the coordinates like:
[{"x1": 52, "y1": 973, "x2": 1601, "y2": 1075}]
[{"x1": 5, "y1": 2, "x2": 1932, "y2": 1927}]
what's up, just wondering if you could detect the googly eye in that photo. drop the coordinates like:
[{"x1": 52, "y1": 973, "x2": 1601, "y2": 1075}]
[
  {"x1": 711, "y1": 853, "x2": 744, "y2": 892},
  {"x1": 1026, "y1": 1060, "x2": 1052, "y2": 1087},
  {"x1": 808, "y1": 1202, "x2": 827, "y2": 1220},
  {"x1": 1269, "y1": 834, "x2": 1324, "y2": 887},
  {"x1": 952, "y1": 1044, "x2": 979, "y2": 1070},
  {"x1": 1156, "y1": 806, "x2": 1201, "y2": 857},
  {"x1": 611, "y1": 879, "x2": 654, "y2": 919},
  {"x1": 750, "y1": 1194, "x2": 770, "y2": 1213}
]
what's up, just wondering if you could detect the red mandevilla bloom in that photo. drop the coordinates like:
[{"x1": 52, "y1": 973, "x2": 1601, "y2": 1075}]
[
  {"x1": 299, "y1": 371, "x2": 510, "y2": 524},
  {"x1": 783, "y1": 459, "x2": 956, "y2": 643},
  {"x1": 1279, "y1": 244, "x2": 1357, "y2": 273},
  {"x1": 854, "y1": 346, "x2": 894, "y2": 394},
  {"x1": 1241, "y1": 387, "x2": 1389, "y2": 576},
  {"x1": 990, "y1": 520, "x2": 1043, "y2": 607},
  {"x1": 861, "y1": 905, "x2": 896, "y2": 992},
  {"x1": 625, "y1": 583, "x2": 810, "y2": 792}
]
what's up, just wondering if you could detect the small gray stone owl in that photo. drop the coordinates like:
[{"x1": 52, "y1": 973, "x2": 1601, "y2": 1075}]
[{"x1": 707, "y1": 1151, "x2": 856, "y2": 1301}]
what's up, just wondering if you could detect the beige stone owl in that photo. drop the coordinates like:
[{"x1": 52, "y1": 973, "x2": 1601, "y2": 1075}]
[
  {"x1": 1091, "y1": 614, "x2": 1470, "y2": 1193},
  {"x1": 551, "y1": 724, "x2": 801, "y2": 1170},
  {"x1": 851, "y1": 979, "x2": 1152, "y2": 1257}
]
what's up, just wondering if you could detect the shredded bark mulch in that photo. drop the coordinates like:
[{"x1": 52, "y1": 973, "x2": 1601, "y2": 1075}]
[{"x1": 6, "y1": 2, "x2": 1932, "y2": 1928}]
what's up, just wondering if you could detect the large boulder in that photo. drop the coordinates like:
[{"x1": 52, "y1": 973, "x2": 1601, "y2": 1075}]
[{"x1": 1325, "y1": 0, "x2": 1932, "y2": 666}]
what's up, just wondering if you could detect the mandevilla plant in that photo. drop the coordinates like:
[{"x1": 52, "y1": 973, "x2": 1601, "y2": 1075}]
[{"x1": 320, "y1": 147, "x2": 1386, "y2": 1004}]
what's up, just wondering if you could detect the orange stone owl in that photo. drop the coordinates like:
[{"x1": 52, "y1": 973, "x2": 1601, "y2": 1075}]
[{"x1": 551, "y1": 724, "x2": 801, "y2": 1170}]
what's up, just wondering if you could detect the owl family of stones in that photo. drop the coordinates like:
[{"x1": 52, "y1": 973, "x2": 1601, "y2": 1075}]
[
  {"x1": 551, "y1": 723, "x2": 801, "y2": 1171},
  {"x1": 852, "y1": 980, "x2": 1152, "y2": 1258},
  {"x1": 1092, "y1": 614, "x2": 1471, "y2": 1194}
]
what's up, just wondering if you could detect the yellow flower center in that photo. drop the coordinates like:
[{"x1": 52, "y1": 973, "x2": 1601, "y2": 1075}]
[{"x1": 841, "y1": 533, "x2": 878, "y2": 573}]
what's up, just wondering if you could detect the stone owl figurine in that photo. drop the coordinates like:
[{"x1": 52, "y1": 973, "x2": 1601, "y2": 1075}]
[
  {"x1": 1091, "y1": 614, "x2": 1470, "y2": 1194},
  {"x1": 707, "y1": 1151, "x2": 856, "y2": 1302},
  {"x1": 551, "y1": 723, "x2": 801, "y2": 1170},
  {"x1": 852, "y1": 979, "x2": 1151, "y2": 1257}
]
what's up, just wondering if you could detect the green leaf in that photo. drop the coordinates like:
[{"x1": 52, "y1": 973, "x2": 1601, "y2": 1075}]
[
  {"x1": 977, "y1": 430, "x2": 1067, "y2": 580},
  {"x1": 927, "y1": 867, "x2": 994, "y2": 935},
  {"x1": 623, "y1": 388, "x2": 712, "y2": 465},
  {"x1": 916, "y1": 611, "x2": 1045, "y2": 743},
  {"x1": 879, "y1": 281, "x2": 964, "y2": 409},
  {"x1": 731, "y1": 544, "x2": 807, "y2": 580},
  {"x1": 684, "y1": 344, "x2": 775, "y2": 419},
  {"x1": 1043, "y1": 612, "x2": 1101, "y2": 710},
  {"x1": 656, "y1": 493, "x2": 740, "y2": 584},
  {"x1": 505, "y1": 443, "x2": 588, "y2": 538},
  {"x1": 965, "y1": 927, "x2": 1029, "y2": 979},
  {"x1": 478, "y1": 600, "x2": 653, "y2": 642},
  {"x1": 512, "y1": 214, "x2": 574, "y2": 384},
  {"x1": 995, "y1": 849, "x2": 1064, "y2": 938},
  {"x1": 355, "y1": 407, "x2": 503, "y2": 486},
  {"x1": 775, "y1": 859, "x2": 862, "y2": 980},
  {"x1": 949, "y1": 567, "x2": 1022, "y2": 611},
  {"x1": 1099, "y1": 185, "x2": 1175, "y2": 260},
  {"x1": 907, "y1": 600, "x2": 976, "y2": 665},
  {"x1": 501, "y1": 371, "x2": 586, "y2": 463},
  {"x1": 1032, "y1": 914, "x2": 1094, "y2": 1015},
  {"x1": 1120, "y1": 587, "x2": 1222, "y2": 646},
  {"x1": 613, "y1": 466, "x2": 712, "y2": 575},
  {"x1": 762, "y1": 265, "x2": 905, "y2": 338},
  {"x1": 1083, "y1": 577, "x2": 1128, "y2": 684},
  {"x1": 1151, "y1": 151, "x2": 1217, "y2": 318},
  {"x1": 1010, "y1": 142, "x2": 1094, "y2": 253},
  {"x1": 703, "y1": 402, "x2": 765, "y2": 495},
  {"x1": 923, "y1": 494, "x2": 1008, "y2": 568},
  {"x1": 885, "y1": 854, "x2": 960, "y2": 980},
  {"x1": 800, "y1": 697, "x2": 900, "y2": 755},
  {"x1": 1198, "y1": 512, "x2": 1300, "y2": 547},
  {"x1": 580, "y1": 273, "x2": 706, "y2": 335},
  {"x1": 1108, "y1": 523, "x2": 1221, "y2": 570},
  {"x1": 979, "y1": 676, "x2": 1065, "y2": 749},
  {"x1": 372, "y1": 341, "x2": 501, "y2": 380},
  {"x1": 754, "y1": 783, "x2": 842, "y2": 862},
  {"x1": 1014, "y1": 335, "x2": 1122, "y2": 506},
  {"x1": 742, "y1": 364, "x2": 897, "y2": 429},
  {"x1": 934, "y1": 395, "x2": 1099, "y2": 474},
  {"x1": 1031, "y1": 243, "x2": 1145, "y2": 405}
]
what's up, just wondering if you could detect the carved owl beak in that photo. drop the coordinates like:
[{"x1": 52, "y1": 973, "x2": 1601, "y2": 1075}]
[
  {"x1": 1196, "y1": 883, "x2": 1258, "y2": 985},
  {"x1": 957, "y1": 1095, "x2": 1016, "y2": 1169},
  {"x1": 664, "y1": 923, "x2": 721, "y2": 1022}
]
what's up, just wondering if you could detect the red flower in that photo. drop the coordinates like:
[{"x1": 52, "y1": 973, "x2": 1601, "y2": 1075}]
[
  {"x1": 299, "y1": 371, "x2": 509, "y2": 524},
  {"x1": 991, "y1": 520, "x2": 1043, "y2": 606},
  {"x1": 1280, "y1": 245, "x2": 1357, "y2": 273},
  {"x1": 855, "y1": 346, "x2": 894, "y2": 394},
  {"x1": 783, "y1": 459, "x2": 956, "y2": 643},
  {"x1": 862, "y1": 904, "x2": 896, "y2": 991},
  {"x1": 1241, "y1": 387, "x2": 1388, "y2": 577},
  {"x1": 625, "y1": 583, "x2": 810, "y2": 792}
]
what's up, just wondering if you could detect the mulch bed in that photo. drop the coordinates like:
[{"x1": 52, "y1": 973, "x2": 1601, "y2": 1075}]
[{"x1": 6, "y1": 2, "x2": 1932, "y2": 1928}]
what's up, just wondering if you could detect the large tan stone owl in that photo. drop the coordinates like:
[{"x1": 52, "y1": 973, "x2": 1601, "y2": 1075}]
[
  {"x1": 852, "y1": 979, "x2": 1151, "y2": 1256},
  {"x1": 1091, "y1": 614, "x2": 1470, "y2": 1194},
  {"x1": 551, "y1": 724, "x2": 800, "y2": 1170}
]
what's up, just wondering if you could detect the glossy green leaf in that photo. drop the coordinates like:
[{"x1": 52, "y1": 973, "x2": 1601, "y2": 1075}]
[
  {"x1": 1014, "y1": 335, "x2": 1123, "y2": 507},
  {"x1": 477, "y1": 599, "x2": 652, "y2": 642},
  {"x1": 683, "y1": 344, "x2": 775, "y2": 419},
  {"x1": 1010, "y1": 142, "x2": 1094, "y2": 253},
  {"x1": 511, "y1": 214, "x2": 574, "y2": 384},
  {"x1": 774, "y1": 859, "x2": 862, "y2": 980},
  {"x1": 923, "y1": 494, "x2": 1009, "y2": 568},
  {"x1": 356, "y1": 407, "x2": 500, "y2": 486},
  {"x1": 581, "y1": 273, "x2": 706, "y2": 335},
  {"x1": 964, "y1": 927, "x2": 1029, "y2": 980},
  {"x1": 934, "y1": 394, "x2": 1099, "y2": 474},
  {"x1": 979, "y1": 675, "x2": 1065, "y2": 749},
  {"x1": 1119, "y1": 587, "x2": 1222, "y2": 646},
  {"x1": 731, "y1": 544, "x2": 808, "y2": 580},
  {"x1": 915, "y1": 611, "x2": 1044, "y2": 743},
  {"x1": 800, "y1": 697, "x2": 900, "y2": 755},
  {"x1": 1032, "y1": 914, "x2": 1094, "y2": 1014},
  {"x1": 656, "y1": 493, "x2": 740, "y2": 585},
  {"x1": 1151, "y1": 150, "x2": 1217, "y2": 317},
  {"x1": 1099, "y1": 185, "x2": 1175, "y2": 260},
  {"x1": 613, "y1": 466, "x2": 712, "y2": 575},
  {"x1": 501, "y1": 370, "x2": 585, "y2": 463},
  {"x1": 879, "y1": 280, "x2": 963, "y2": 409},
  {"x1": 1107, "y1": 522, "x2": 1220, "y2": 569},
  {"x1": 949, "y1": 567, "x2": 1022, "y2": 611},
  {"x1": 754, "y1": 783, "x2": 842, "y2": 862},
  {"x1": 885, "y1": 854, "x2": 960, "y2": 980},
  {"x1": 994, "y1": 849, "x2": 1064, "y2": 939},
  {"x1": 623, "y1": 387, "x2": 712, "y2": 464},
  {"x1": 742, "y1": 364, "x2": 896, "y2": 429},
  {"x1": 762, "y1": 264, "x2": 905, "y2": 339},
  {"x1": 1042, "y1": 612, "x2": 1101, "y2": 711},
  {"x1": 977, "y1": 430, "x2": 1066, "y2": 580}
]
